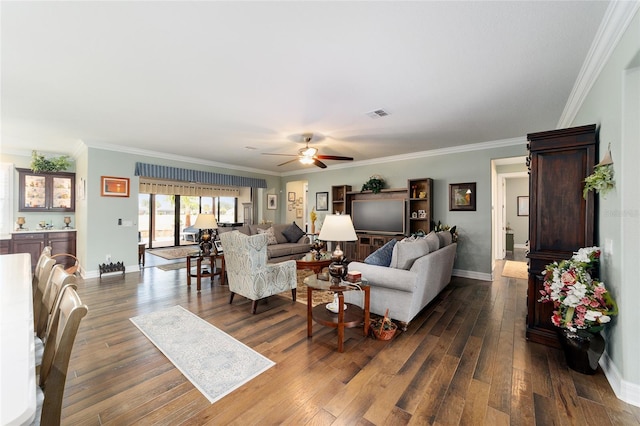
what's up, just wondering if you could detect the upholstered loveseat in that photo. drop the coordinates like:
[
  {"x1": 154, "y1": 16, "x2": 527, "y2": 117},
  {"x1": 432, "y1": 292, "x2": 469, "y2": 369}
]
[
  {"x1": 343, "y1": 231, "x2": 457, "y2": 329},
  {"x1": 218, "y1": 223, "x2": 311, "y2": 263}
]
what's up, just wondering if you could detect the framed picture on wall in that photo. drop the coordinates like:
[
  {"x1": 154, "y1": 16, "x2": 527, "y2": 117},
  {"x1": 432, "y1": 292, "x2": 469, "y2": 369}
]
[
  {"x1": 517, "y1": 196, "x2": 529, "y2": 216},
  {"x1": 449, "y1": 182, "x2": 476, "y2": 211},
  {"x1": 267, "y1": 194, "x2": 277, "y2": 210},
  {"x1": 316, "y1": 192, "x2": 328, "y2": 211},
  {"x1": 101, "y1": 176, "x2": 130, "y2": 197},
  {"x1": 296, "y1": 208, "x2": 303, "y2": 218},
  {"x1": 288, "y1": 192, "x2": 296, "y2": 202}
]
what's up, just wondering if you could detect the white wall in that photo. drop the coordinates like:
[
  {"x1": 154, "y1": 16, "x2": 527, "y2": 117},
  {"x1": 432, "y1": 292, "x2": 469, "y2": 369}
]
[
  {"x1": 572, "y1": 7, "x2": 640, "y2": 406},
  {"x1": 505, "y1": 177, "x2": 529, "y2": 246}
]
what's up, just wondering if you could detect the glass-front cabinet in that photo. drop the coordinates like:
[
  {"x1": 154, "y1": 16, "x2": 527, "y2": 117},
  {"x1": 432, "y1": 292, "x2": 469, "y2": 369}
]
[{"x1": 17, "y1": 168, "x2": 75, "y2": 212}]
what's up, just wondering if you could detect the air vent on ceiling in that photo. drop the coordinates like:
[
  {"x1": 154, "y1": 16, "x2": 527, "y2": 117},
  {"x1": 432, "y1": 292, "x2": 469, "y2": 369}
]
[{"x1": 365, "y1": 109, "x2": 390, "y2": 119}]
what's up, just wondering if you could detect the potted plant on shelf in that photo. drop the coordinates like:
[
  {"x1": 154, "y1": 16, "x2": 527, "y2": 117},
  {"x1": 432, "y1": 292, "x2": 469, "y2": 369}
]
[
  {"x1": 538, "y1": 246, "x2": 618, "y2": 374},
  {"x1": 361, "y1": 175, "x2": 385, "y2": 194},
  {"x1": 30, "y1": 150, "x2": 71, "y2": 173}
]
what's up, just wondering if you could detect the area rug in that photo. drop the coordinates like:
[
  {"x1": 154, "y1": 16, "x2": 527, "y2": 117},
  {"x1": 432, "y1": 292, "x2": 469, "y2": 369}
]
[
  {"x1": 502, "y1": 260, "x2": 528, "y2": 279},
  {"x1": 280, "y1": 270, "x2": 335, "y2": 306},
  {"x1": 157, "y1": 261, "x2": 188, "y2": 271},
  {"x1": 130, "y1": 305, "x2": 274, "y2": 403},
  {"x1": 147, "y1": 247, "x2": 199, "y2": 260}
]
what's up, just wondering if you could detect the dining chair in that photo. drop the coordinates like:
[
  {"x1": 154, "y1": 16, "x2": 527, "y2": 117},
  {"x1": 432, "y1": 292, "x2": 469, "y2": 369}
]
[
  {"x1": 32, "y1": 246, "x2": 52, "y2": 296},
  {"x1": 35, "y1": 265, "x2": 77, "y2": 339},
  {"x1": 32, "y1": 257, "x2": 57, "y2": 330},
  {"x1": 35, "y1": 286, "x2": 88, "y2": 426}
]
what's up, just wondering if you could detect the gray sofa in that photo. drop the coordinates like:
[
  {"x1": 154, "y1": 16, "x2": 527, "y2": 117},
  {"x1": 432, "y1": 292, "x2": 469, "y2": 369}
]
[
  {"x1": 344, "y1": 231, "x2": 457, "y2": 329},
  {"x1": 218, "y1": 223, "x2": 311, "y2": 263}
]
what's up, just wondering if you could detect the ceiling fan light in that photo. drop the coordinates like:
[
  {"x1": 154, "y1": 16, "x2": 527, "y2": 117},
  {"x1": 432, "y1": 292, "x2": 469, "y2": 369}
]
[
  {"x1": 299, "y1": 156, "x2": 315, "y2": 165},
  {"x1": 300, "y1": 147, "x2": 317, "y2": 157}
]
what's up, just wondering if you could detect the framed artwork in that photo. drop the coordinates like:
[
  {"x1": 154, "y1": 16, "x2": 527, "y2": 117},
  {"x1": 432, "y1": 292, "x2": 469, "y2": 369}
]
[
  {"x1": 517, "y1": 196, "x2": 529, "y2": 216},
  {"x1": 288, "y1": 204, "x2": 292, "y2": 211},
  {"x1": 76, "y1": 177, "x2": 86, "y2": 201},
  {"x1": 101, "y1": 176, "x2": 130, "y2": 197},
  {"x1": 288, "y1": 192, "x2": 296, "y2": 202},
  {"x1": 267, "y1": 194, "x2": 277, "y2": 210},
  {"x1": 316, "y1": 192, "x2": 329, "y2": 211},
  {"x1": 449, "y1": 182, "x2": 476, "y2": 211},
  {"x1": 296, "y1": 208, "x2": 303, "y2": 218}
]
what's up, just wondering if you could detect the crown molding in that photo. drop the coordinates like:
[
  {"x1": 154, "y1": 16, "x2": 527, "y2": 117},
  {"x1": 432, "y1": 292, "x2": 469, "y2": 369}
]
[
  {"x1": 558, "y1": 1, "x2": 640, "y2": 128},
  {"x1": 283, "y1": 136, "x2": 526, "y2": 176}
]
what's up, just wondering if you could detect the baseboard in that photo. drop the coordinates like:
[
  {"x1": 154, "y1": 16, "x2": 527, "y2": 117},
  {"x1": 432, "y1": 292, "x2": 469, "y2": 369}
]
[
  {"x1": 600, "y1": 351, "x2": 640, "y2": 408},
  {"x1": 452, "y1": 268, "x2": 493, "y2": 282}
]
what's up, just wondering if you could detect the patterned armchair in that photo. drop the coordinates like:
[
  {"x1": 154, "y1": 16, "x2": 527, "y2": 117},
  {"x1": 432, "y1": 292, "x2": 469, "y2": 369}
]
[{"x1": 219, "y1": 230, "x2": 297, "y2": 314}]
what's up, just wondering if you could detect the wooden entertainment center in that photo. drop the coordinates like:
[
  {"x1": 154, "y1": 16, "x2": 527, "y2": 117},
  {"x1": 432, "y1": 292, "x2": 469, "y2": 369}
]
[{"x1": 331, "y1": 178, "x2": 433, "y2": 262}]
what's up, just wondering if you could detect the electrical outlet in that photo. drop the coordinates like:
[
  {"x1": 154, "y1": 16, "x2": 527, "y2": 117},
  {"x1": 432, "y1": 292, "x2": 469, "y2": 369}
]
[{"x1": 106, "y1": 254, "x2": 111, "y2": 262}]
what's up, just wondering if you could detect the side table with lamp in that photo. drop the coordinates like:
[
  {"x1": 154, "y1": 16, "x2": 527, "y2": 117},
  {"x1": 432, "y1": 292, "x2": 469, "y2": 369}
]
[
  {"x1": 187, "y1": 214, "x2": 225, "y2": 291},
  {"x1": 308, "y1": 214, "x2": 369, "y2": 352}
]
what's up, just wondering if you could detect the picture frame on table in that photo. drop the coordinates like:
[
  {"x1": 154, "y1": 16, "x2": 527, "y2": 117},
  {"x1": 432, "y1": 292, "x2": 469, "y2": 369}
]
[
  {"x1": 267, "y1": 194, "x2": 277, "y2": 210},
  {"x1": 449, "y1": 182, "x2": 476, "y2": 211},
  {"x1": 517, "y1": 196, "x2": 529, "y2": 216},
  {"x1": 316, "y1": 192, "x2": 328, "y2": 211},
  {"x1": 213, "y1": 240, "x2": 223, "y2": 254},
  {"x1": 101, "y1": 176, "x2": 130, "y2": 197}
]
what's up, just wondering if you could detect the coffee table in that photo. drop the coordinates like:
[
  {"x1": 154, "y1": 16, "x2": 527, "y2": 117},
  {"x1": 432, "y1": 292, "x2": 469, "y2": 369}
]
[
  {"x1": 296, "y1": 252, "x2": 332, "y2": 275},
  {"x1": 304, "y1": 274, "x2": 370, "y2": 353}
]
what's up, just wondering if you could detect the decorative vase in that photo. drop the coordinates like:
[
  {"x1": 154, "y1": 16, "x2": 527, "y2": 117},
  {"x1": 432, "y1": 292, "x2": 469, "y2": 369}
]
[
  {"x1": 558, "y1": 329, "x2": 605, "y2": 375},
  {"x1": 311, "y1": 222, "x2": 315, "y2": 234}
]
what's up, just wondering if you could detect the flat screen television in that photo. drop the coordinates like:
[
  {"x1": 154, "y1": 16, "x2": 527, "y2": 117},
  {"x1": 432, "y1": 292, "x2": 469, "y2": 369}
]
[{"x1": 351, "y1": 199, "x2": 406, "y2": 235}]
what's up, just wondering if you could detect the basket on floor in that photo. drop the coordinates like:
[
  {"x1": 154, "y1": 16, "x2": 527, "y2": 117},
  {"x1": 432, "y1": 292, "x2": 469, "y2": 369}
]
[{"x1": 370, "y1": 308, "x2": 398, "y2": 341}]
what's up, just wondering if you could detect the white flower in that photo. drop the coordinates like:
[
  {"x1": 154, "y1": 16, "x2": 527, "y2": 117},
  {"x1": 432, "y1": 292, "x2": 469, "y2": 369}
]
[
  {"x1": 599, "y1": 315, "x2": 611, "y2": 324},
  {"x1": 584, "y1": 310, "x2": 602, "y2": 321}
]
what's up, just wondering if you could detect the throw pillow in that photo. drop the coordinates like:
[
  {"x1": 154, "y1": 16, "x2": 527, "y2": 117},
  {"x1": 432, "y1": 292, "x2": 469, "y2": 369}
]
[
  {"x1": 424, "y1": 231, "x2": 440, "y2": 252},
  {"x1": 437, "y1": 231, "x2": 453, "y2": 247},
  {"x1": 391, "y1": 238, "x2": 430, "y2": 270},
  {"x1": 364, "y1": 239, "x2": 397, "y2": 267},
  {"x1": 282, "y1": 222, "x2": 305, "y2": 243},
  {"x1": 257, "y1": 227, "x2": 278, "y2": 245}
]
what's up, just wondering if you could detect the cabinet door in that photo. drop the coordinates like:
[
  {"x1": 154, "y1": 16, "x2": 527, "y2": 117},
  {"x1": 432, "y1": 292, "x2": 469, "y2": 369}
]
[
  {"x1": 48, "y1": 232, "x2": 77, "y2": 269},
  {"x1": 18, "y1": 169, "x2": 75, "y2": 212},
  {"x1": 12, "y1": 233, "x2": 46, "y2": 273}
]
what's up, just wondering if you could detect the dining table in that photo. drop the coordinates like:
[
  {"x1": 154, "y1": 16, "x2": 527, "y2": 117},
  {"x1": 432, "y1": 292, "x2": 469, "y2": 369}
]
[{"x1": 0, "y1": 253, "x2": 36, "y2": 425}]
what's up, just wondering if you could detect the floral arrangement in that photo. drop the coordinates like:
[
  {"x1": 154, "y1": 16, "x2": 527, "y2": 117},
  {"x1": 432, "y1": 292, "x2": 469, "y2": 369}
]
[
  {"x1": 433, "y1": 221, "x2": 458, "y2": 242},
  {"x1": 361, "y1": 175, "x2": 385, "y2": 193},
  {"x1": 583, "y1": 164, "x2": 614, "y2": 199},
  {"x1": 30, "y1": 150, "x2": 70, "y2": 173},
  {"x1": 539, "y1": 246, "x2": 618, "y2": 333}
]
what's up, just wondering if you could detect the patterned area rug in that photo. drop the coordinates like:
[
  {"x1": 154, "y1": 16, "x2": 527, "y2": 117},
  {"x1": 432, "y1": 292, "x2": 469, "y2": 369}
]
[
  {"x1": 281, "y1": 270, "x2": 334, "y2": 306},
  {"x1": 502, "y1": 260, "x2": 528, "y2": 279},
  {"x1": 130, "y1": 305, "x2": 274, "y2": 403},
  {"x1": 148, "y1": 247, "x2": 199, "y2": 260}
]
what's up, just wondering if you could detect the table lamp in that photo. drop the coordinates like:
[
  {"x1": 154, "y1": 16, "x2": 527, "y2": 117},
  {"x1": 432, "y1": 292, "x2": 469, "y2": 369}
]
[
  {"x1": 16, "y1": 217, "x2": 25, "y2": 230},
  {"x1": 64, "y1": 216, "x2": 72, "y2": 228},
  {"x1": 318, "y1": 214, "x2": 358, "y2": 285},
  {"x1": 193, "y1": 214, "x2": 218, "y2": 256}
]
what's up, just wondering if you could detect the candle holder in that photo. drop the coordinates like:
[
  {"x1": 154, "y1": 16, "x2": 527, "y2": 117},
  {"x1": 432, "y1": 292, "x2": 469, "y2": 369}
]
[{"x1": 64, "y1": 216, "x2": 71, "y2": 228}]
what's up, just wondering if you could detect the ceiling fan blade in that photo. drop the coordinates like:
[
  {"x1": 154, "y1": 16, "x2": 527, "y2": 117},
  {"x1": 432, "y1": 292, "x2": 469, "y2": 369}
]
[
  {"x1": 313, "y1": 159, "x2": 327, "y2": 169},
  {"x1": 277, "y1": 158, "x2": 300, "y2": 166},
  {"x1": 315, "y1": 155, "x2": 354, "y2": 161}
]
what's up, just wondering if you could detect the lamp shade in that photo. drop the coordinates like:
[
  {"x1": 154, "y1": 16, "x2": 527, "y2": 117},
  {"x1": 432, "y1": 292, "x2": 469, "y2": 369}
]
[
  {"x1": 193, "y1": 214, "x2": 218, "y2": 230},
  {"x1": 318, "y1": 214, "x2": 357, "y2": 242}
]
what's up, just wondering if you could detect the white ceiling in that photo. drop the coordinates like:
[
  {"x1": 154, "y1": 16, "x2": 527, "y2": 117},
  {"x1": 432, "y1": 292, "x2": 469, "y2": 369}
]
[{"x1": 1, "y1": 1, "x2": 612, "y2": 174}]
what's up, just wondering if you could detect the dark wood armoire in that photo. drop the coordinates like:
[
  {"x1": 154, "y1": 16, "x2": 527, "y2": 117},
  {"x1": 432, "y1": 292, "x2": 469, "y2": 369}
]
[{"x1": 526, "y1": 124, "x2": 597, "y2": 347}]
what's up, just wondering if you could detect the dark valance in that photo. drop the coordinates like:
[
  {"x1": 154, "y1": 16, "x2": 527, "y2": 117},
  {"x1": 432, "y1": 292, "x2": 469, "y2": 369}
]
[{"x1": 134, "y1": 162, "x2": 267, "y2": 188}]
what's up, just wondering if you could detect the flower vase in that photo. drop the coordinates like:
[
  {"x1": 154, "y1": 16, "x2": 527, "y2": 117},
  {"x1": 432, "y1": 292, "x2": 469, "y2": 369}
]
[
  {"x1": 311, "y1": 222, "x2": 315, "y2": 234},
  {"x1": 558, "y1": 329, "x2": 605, "y2": 375}
]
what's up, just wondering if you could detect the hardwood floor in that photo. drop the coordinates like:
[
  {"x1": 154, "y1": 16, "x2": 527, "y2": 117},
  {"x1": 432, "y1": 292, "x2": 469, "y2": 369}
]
[{"x1": 61, "y1": 256, "x2": 640, "y2": 425}]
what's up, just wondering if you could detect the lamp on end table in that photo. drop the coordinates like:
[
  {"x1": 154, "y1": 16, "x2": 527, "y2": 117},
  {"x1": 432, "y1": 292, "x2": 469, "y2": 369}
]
[
  {"x1": 318, "y1": 214, "x2": 357, "y2": 285},
  {"x1": 193, "y1": 214, "x2": 218, "y2": 258}
]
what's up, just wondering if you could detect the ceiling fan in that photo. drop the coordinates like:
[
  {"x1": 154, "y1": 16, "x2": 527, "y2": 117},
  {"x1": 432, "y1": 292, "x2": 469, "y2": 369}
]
[{"x1": 262, "y1": 134, "x2": 354, "y2": 169}]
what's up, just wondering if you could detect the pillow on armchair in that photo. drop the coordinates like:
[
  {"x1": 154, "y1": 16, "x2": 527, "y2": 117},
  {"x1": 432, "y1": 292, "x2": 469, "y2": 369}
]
[{"x1": 364, "y1": 239, "x2": 397, "y2": 267}]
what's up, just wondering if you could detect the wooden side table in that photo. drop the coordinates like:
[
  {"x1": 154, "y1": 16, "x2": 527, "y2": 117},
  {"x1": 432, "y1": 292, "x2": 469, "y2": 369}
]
[
  {"x1": 138, "y1": 242, "x2": 146, "y2": 266},
  {"x1": 305, "y1": 274, "x2": 370, "y2": 353},
  {"x1": 186, "y1": 253, "x2": 226, "y2": 291}
]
